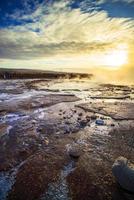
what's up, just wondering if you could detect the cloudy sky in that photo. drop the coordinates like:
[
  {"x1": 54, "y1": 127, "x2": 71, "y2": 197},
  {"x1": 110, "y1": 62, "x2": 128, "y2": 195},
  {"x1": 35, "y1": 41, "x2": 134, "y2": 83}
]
[{"x1": 0, "y1": 0, "x2": 134, "y2": 79}]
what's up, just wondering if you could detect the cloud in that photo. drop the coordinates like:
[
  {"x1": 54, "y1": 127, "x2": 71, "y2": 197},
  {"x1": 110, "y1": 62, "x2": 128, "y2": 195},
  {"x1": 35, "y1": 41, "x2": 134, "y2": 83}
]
[
  {"x1": 0, "y1": 38, "x2": 114, "y2": 59},
  {"x1": 77, "y1": 0, "x2": 134, "y2": 9},
  {"x1": 96, "y1": 0, "x2": 134, "y2": 4},
  {"x1": 0, "y1": 0, "x2": 134, "y2": 77},
  {"x1": 113, "y1": 0, "x2": 134, "y2": 3},
  {"x1": 0, "y1": 1, "x2": 133, "y2": 59}
]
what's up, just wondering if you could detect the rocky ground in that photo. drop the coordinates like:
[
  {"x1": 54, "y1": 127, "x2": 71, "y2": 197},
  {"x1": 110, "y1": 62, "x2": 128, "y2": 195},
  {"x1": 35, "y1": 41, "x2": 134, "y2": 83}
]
[{"x1": 0, "y1": 79, "x2": 134, "y2": 200}]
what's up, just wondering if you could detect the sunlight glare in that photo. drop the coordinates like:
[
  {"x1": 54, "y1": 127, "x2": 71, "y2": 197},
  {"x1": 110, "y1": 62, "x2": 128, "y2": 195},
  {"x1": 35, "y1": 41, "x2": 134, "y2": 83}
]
[{"x1": 104, "y1": 46, "x2": 128, "y2": 68}]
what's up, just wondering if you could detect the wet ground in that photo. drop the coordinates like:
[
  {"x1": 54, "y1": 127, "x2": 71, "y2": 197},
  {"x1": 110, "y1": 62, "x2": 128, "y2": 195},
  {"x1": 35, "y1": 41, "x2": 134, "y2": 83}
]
[{"x1": 0, "y1": 79, "x2": 134, "y2": 200}]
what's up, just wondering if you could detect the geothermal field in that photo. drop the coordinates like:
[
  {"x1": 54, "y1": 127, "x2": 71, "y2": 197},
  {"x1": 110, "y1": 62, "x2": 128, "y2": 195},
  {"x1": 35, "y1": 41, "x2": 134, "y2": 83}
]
[{"x1": 0, "y1": 73, "x2": 134, "y2": 200}]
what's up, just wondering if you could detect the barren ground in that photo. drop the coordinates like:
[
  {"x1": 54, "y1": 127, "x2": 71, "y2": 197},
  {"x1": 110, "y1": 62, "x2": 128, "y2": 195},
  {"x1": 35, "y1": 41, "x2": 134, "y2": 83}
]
[{"x1": 0, "y1": 79, "x2": 134, "y2": 200}]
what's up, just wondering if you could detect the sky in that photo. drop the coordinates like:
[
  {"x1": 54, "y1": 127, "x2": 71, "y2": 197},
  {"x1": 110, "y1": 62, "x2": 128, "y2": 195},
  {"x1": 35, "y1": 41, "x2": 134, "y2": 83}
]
[{"x1": 0, "y1": 0, "x2": 134, "y2": 82}]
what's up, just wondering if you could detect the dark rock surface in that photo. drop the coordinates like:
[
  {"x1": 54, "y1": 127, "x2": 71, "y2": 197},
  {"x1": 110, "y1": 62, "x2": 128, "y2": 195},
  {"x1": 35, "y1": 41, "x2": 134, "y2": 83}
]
[
  {"x1": 0, "y1": 79, "x2": 134, "y2": 200},
  {"x1": 77, "y1": 102, "x2": 134, "y2": 120}
]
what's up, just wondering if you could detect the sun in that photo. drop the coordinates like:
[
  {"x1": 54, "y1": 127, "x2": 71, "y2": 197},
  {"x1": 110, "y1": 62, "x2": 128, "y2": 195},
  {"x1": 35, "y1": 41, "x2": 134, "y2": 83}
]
[{"x1": 103, "y1": 47, "x2": 128, "y2": 69}]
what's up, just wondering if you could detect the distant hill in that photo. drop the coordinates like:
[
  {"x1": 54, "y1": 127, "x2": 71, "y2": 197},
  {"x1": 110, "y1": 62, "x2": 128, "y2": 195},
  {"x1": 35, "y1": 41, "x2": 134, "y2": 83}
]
[{"x1": 0, "y1": 68, "x2": 93, "y2": 80}]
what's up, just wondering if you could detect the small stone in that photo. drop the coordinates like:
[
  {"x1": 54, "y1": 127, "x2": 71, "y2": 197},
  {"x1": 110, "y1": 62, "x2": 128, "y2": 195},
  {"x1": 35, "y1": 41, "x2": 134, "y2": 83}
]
[
  {"x1": 77, "y1": 117, "x2": 81, "y2": 121},
  {"x1": 80, "y1": 120, "x2": 87, "y2": 127},
  {"x1": 64, "y1": 127, "x2": 70, "y2": 134},
  {"x1": 95, "y1": 119, "x2": 104, "y2": 125},
  {"x1": 86, "y1": 115, "x2": 90, "y2": 120},
  {"x1": 32, "y1": 120, "x2": 36, "y2": 124},
  {"x1": 69, "y1": 148, "x2": 81, "y2": 159},
  {"x1": 65, "y1": 121, "x2": 71, "y2": 125},
  {"x1": 44, "y1": 137, "x2": 49, "y2": 145},
  {"x1": 91, "y1": 115, "x2": 97, "y2": 120},
  {"x1": 78, "y1": 113, "x2": 83, "y2": 117}
]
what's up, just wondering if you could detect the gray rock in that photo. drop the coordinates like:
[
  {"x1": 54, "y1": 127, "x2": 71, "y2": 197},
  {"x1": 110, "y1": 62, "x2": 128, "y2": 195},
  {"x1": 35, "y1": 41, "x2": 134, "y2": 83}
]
[
  {"x1": 68, "y1": 148, "x2": 81, "y2": 159},
  {"x1": 112, "y1": 157, "x2": 134, "y2": 193}
]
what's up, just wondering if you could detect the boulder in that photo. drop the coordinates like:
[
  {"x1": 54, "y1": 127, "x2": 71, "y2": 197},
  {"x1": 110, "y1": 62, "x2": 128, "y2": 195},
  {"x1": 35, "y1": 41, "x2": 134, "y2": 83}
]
[{"x1": 112, "y1": 157, "x2": 134, "y2": 193}]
